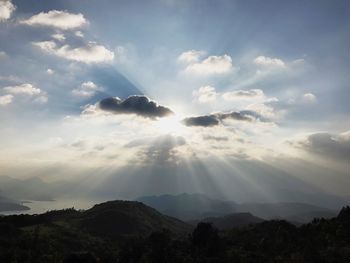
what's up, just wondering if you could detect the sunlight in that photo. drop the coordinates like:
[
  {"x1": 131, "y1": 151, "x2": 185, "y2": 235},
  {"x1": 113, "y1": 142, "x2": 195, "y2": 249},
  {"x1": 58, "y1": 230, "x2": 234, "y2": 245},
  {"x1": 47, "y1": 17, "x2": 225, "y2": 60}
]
[{"x1": 155, "y1": 114, "x2": 186, "y2": 135}]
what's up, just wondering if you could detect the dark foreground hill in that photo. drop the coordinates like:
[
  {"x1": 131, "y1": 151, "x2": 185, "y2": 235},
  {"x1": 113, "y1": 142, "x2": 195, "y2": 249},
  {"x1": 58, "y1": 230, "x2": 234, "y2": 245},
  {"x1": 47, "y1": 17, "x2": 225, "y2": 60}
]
[
  {"x1": 0, "y1": 201, "x2": 350, "y2": 263},
  {"x1": 80, "y1": 200, "x2": 191, "y2": 237},
  {"x1": 190, "y1": 212, "x2": 264, "y2": 230}
]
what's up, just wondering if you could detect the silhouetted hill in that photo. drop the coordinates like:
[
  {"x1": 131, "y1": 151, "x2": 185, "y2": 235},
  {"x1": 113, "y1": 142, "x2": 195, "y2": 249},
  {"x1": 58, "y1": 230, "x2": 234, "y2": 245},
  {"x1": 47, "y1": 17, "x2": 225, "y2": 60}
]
[
  {"x1": 190, "y1": 212, "x2": 264, "y2": 230},
  {"x1": 79, "y1": 200, "x2": 192, "y2": 238}
]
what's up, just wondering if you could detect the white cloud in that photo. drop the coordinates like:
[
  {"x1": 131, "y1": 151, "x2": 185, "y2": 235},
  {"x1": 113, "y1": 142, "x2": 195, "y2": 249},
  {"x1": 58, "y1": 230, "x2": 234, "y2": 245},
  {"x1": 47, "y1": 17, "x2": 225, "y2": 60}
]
[
  {"x1": 34, "y1": 95, "x2": 48, "y2": 104},
  {"x1": 193, "y1": 85, "x2": 217, "y2": 103},
  {"x1": 47, "y1": 68, "x2": 54, "y2": 75},
  {"x1": 340, "y1": 131, "x2": 350, "y2": 141},
  {"x1": 72, "y1": 81, "x2": 99, "y2": 98},
  {"x1": 245, "y1": 102, "x2": 281, "y2": 120},
  {"x1": 302, "y1": 93, "x2": 317, "y2": 103},
  {"x1": 75, "y1": 31, "x2": 84, "y2": 38},
  {"x1": 33, "y1": 41, "x2": 114, "y2": 64},
  {"x1": 254, "y1": 55, "x2": 285, "y2": 67},
  {"x1": 3, "y1": 83, "x2": 41, "y2": 96},
  {"x1": 20, "y1": 10, "x2": 87, "y2": 30},
  {"x1": 185, "y1": 54, "x2": 233, "y2": 75},
  {"x1": 222, "y1": 89, "x2": 265, "y2": 101},
  {"x1": 0, "y1": 94, "x2": 13, "y2": 106},
  {"x1": 81, "y1": 81, "x2": 97, "y2": 90},
  {"x1": 0, "y1": 51, "x2": 6, "y2": 58},
  {"x1": 178, "y1": 50, "x2": 205, "y2": 63},
  {"x1": 0, "y1": 0, "x2": 16, "y2": 22},
  {"x1": 51, "y1": 33, "x2": 65, "y2": 41}
]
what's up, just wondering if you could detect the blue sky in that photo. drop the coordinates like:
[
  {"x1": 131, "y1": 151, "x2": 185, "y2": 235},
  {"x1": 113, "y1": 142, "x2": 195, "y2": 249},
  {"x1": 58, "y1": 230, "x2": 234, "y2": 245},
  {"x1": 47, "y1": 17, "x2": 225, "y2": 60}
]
[{"x1": 0, "y1": 0, "x2": 349, "y2": 204}]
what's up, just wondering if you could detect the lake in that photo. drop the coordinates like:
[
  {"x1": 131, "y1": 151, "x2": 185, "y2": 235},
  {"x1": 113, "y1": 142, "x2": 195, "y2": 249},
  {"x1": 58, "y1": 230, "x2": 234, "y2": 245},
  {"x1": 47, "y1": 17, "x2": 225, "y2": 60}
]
[{"x1": 0, "y1": 198, "x2": 109, "y2": 215}]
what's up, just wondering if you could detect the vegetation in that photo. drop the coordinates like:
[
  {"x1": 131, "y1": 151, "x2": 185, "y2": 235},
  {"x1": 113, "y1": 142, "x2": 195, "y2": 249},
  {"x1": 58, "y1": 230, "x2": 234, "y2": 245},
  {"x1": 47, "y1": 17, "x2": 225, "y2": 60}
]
[{"x1": 0, "y1": 201, "x2": 349, "y2": 262}]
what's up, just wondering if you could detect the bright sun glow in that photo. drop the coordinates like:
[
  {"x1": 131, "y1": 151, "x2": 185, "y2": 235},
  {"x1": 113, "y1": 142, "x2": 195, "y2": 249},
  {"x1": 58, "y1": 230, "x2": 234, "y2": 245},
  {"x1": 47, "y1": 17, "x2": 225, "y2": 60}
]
[{"x1": 155, "y1": 115, "x2": 186, "y2": 135}]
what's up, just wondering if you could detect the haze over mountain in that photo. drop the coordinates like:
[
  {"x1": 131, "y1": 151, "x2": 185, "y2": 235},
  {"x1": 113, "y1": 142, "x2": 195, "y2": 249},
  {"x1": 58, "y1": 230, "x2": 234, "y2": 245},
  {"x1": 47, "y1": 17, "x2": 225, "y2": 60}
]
[
  {"x1": 137, "y1": 193, "x2": 337, "y2": 223},
  {"x1": 0, "y1": 195, "x2": 29, "y2": 213}
]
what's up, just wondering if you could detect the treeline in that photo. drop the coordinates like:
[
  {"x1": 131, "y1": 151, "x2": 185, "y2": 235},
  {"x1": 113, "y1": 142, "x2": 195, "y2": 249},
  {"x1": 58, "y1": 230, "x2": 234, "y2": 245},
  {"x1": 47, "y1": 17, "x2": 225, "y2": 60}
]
[{"x1": 0, "y1": 206, "x2": 349, "y2": 262}]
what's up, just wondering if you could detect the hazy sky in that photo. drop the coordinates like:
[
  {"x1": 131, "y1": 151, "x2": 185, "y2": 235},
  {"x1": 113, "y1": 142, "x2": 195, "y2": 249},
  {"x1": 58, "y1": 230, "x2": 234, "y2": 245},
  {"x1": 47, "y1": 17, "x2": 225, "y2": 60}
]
[{"x1": 0, "y1": 0, "x2": 349, "y2": 203}]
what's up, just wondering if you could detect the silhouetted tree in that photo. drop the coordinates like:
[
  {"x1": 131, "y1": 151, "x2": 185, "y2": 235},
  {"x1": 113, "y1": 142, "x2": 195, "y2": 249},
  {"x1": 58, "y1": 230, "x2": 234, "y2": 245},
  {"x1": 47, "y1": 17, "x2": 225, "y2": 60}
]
[{"x1": 191, "y1": 222, "x2": 224, "y2": 262}]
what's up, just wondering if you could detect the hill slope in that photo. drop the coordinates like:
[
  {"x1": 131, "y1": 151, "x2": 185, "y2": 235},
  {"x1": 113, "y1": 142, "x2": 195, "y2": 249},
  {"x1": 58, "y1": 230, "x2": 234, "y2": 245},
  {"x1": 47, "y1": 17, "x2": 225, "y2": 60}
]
[
  {"x1": 191, "y1": 212, "x2": 264, "y2": 230},
  {"x1": 79, "y1": 200, "x2": 192, "y2": 237}
]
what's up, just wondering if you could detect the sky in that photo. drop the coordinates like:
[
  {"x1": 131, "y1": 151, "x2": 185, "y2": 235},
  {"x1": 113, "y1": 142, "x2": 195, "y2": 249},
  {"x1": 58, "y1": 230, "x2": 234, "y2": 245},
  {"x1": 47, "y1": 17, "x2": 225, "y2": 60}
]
[{"x1": 0, "y1": 0, "x2": 349, "y2": 206}]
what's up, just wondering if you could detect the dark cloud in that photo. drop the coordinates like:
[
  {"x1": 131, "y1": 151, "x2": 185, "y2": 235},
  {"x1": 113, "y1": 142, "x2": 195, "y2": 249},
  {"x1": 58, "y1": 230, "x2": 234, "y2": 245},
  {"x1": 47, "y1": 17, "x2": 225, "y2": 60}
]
[
  {"x1": 182, "y1": 111, "x2": 252, "y2": 127},
  {"x1": 182, "y1": 115, "x2": 219, "y2": 127},
  {"x1": 291, "y1": 132, "x2": 350, "y2": 161},
  {"x1": 98, "y1": 95, "x2": 173, "y2": 118}
]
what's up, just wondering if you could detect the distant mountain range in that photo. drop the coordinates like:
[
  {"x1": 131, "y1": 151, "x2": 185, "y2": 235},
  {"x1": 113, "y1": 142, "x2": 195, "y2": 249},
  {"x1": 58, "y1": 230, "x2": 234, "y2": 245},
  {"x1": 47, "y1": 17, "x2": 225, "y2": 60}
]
[
  {"x1": 0, "y1": 195, "x2": 29, "y2": 213},
  {"x1": 137, "y1": 193, "x2": 337, "y2": 223},
  {"x1": 137, "y1": 193, "x2": 237, "y2": 220},
  {"x1": 0, "y1": 176, "x2": 56, "y2": 201}
]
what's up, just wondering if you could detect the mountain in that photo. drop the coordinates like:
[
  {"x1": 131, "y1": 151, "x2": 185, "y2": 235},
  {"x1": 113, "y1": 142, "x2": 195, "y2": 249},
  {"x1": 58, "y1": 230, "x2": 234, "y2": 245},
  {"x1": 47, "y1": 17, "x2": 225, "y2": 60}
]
[
  {"x1": 137, "y1": 193, "x2": 237, "y2": 220},
  {"x1": 236, "y1": 202, "x2": 337, "y2": 222},
  {"x1": 0, "y1": 200, "x2": 349, "y2": 262},
  {"x1": 137, "y1": 193, "x2": 336, "y2": 223},
  {"x1": 79, "y1": 200, "x2": 192, "y2": 238},
  {"x1": 0, "y1": 195, "x2": 29, "y2": 213},
  {"x1": 190, "y1": 212, "x2": 264, "y2": 230},
  {"x1": 0, "y1": 176, "x2": 55, "y2": 201}
]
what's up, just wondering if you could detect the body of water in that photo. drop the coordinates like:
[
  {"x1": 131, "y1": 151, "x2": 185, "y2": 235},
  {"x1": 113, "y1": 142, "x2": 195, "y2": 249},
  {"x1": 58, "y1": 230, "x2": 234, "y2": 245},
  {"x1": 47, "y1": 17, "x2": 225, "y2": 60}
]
[{"x1": 0, "y1": 198, "x2": 108, "y2": 215}]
